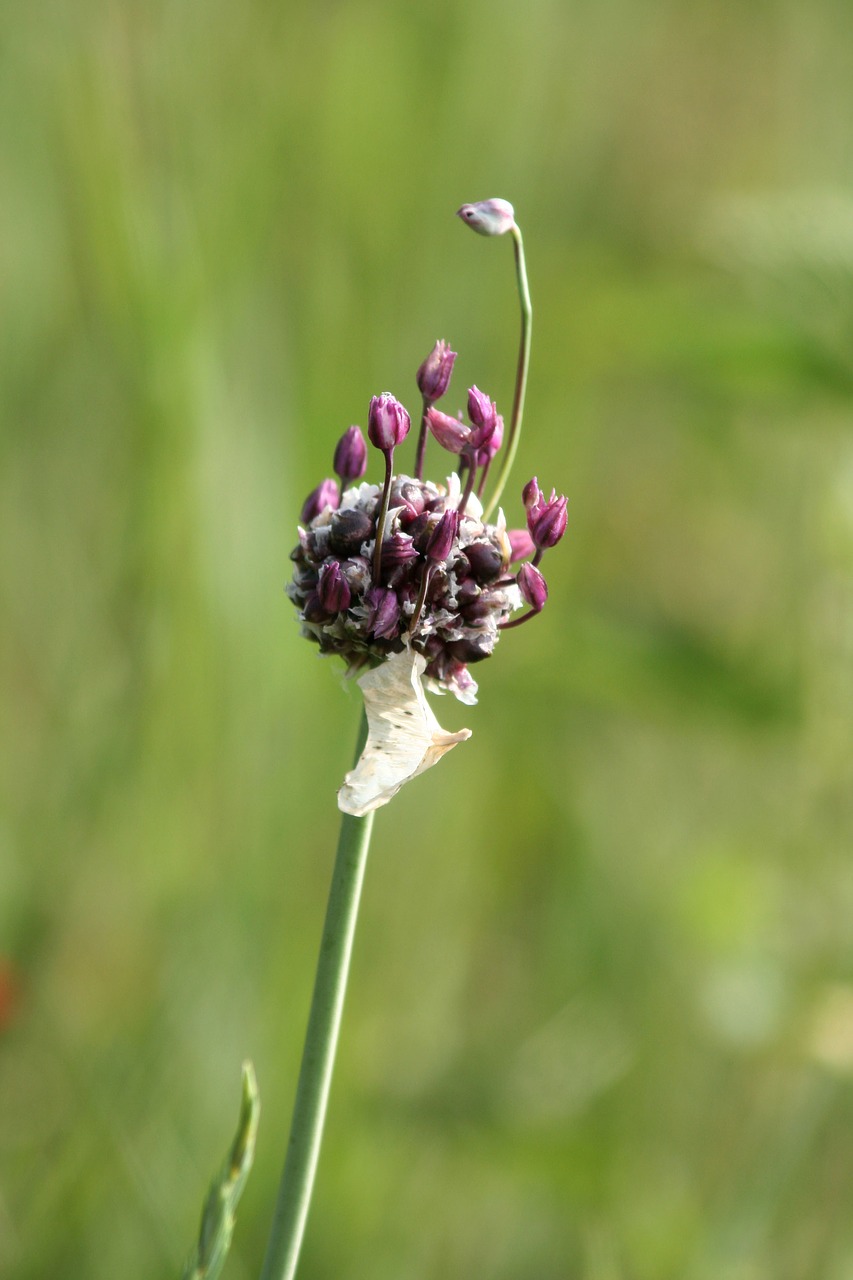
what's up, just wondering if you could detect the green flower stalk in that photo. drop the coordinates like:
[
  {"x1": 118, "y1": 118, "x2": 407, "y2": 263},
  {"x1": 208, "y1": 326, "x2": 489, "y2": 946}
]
[
  {"x1": 259, "y1": 715, "x2": 373, "y2": 1280},
  {"x1": 260, "y1": 200, "x2": 567, "y2": 1279},
  {"x1": 456, "y1": 199, "x2": 533, "y2": 520}
]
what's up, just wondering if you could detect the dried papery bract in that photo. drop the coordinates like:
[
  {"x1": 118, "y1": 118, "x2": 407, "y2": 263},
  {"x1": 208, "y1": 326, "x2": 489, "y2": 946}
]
[{"x1": 337, "y1": 648, "x2": 471, "y2": 816}]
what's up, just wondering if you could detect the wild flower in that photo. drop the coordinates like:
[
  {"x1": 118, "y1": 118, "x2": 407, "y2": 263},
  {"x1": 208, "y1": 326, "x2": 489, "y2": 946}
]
[
  {"x1": 186, "y1": 200, "x2": 569, "y2": 1280},
  {"x1": 287, "y1": 200, "x2": 567, "y2": 819}
]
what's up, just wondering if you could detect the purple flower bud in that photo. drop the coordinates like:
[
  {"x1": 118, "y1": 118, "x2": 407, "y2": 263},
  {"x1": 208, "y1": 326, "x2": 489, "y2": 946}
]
[
  {"x1": 527, "y1": 491, "x2": 568, "y2": 550},
  {"x1": 416, "y1": 340, "x2": 457, "y2": 404},
  {"x1": 518, "y1": 562, "x2": 548, "y2": 612},
  {"x1": 456, "y1": 198, "x2": 516, "y2": 237},
  {"x1": 301, "y1": 478, "x2": 340, "y2": 523},
  {"x1": 317, "y1": 560, "x2": 351, "y2": 613},
  {"x1": 522, "y1": 476, "x2": 543, "y2": 512},
  {"x1": 366, "y1": 586, "x2": 402, "y2": 640},
  {"x1": 368, "y1": 393, "x2": 411, "y2": 454},
  {"x1": 466, "y1": 386, "x2": 498, "y2": 452},
  {"x1": 426, "y1": 508, "x2": 460, "y2": 563},
  {"x1": 507, "y1": 528, "x2": 536, "y2": 562},
  {"x1": 333, "y1": 425, "x2": 368, "y2": 484},
  {"x1": 426, "y1": 406, "x2": 471, "y2": 455},
  {"x1": 467, "y1": 385, "x2": 494, "y2": 430},
  {"x1": 476, "y1": 413, "x2": 503, "y2": 467}
]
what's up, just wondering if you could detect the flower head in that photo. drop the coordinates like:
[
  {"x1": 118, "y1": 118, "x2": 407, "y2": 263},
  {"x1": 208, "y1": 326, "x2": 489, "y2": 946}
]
[{"x1": 287, "y1": 201, "x2": 567, "y2": 812}]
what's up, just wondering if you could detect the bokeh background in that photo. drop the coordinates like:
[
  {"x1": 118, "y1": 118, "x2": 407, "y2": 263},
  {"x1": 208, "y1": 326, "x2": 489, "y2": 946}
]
[{"x1": 4, "y1": 1, "x2": 853, "y2": 1277}]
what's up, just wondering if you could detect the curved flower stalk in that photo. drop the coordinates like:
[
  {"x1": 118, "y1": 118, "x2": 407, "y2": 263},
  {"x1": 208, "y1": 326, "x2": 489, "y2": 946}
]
[{"x1": 263, "y1": 201, "x2": 567, "y2": 1280}]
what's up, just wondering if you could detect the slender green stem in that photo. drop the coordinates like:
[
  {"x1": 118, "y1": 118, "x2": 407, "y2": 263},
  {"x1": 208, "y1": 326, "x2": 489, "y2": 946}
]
[
  {"x1": 483, "y1": 223, "x2": 532, "y2": 521},
  {"x1": 259, "y1": 710, "x2": 374, "y2": 1280}
]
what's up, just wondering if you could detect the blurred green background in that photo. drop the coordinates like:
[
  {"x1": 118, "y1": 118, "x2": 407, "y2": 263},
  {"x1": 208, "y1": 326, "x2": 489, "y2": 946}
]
[{"x1": 3, "y1": 0, "x2": 853, "y2": 1277}]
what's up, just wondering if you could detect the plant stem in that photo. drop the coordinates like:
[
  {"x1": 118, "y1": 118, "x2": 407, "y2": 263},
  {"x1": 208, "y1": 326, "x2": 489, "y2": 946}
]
[
  {"x1": 259, "y1": 710, "x2": 374, "y2": 1280},
  {"x1": 372, "y1": 452, "x2": 394, "y2": 583},
  {"x1": 413, "y1": 394, "x2": 430, "y2": 480},
  {"x1": 483, "y1": 223, "x2": 532, "y2": 521}
]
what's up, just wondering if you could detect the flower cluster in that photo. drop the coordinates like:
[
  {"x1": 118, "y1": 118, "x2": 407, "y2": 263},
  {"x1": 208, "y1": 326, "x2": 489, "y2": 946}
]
[{"x1": 287, "y1": 341, "x2": 567, "y2": 705}]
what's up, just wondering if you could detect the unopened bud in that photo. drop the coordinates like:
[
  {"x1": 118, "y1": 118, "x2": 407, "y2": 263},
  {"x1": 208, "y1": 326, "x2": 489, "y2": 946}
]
[
  {"x1": 467, "y1": 385, "x2": 494, "y2": 429},
  {"x1": 456, "y1": 198, "x2": 516, "y2": 237},
  {"x1": 476, "y1": 413, "x2": 503, "y2": 467},
  {"x1": 368, "y1": 393, "x2": 411, "y2": 454},
  {"x1": 301, "y1": 478, "x2": 340, "y2": 523},
  {"x1": 426, "y1": 406, "x2": 471, "y2": 455},
  {"x1": 522, "y1": 476, "x2": 543, "y2": 512},
  {"x1": 426, "y1": 508, "x2": 460, "y2": 563},
  {"x1": 317, "y1": 561, "x2": 351, "y2": 613},
  {"x1": 333, "y1": 425, "x2": 368, "y2": 484},
  {"x1": 416, "y1": 340, "x2": 457, "y2": 404},
  {"x1": 366, "y1": 587, "x2": 402, "y2": 640},
  {"x1": 527, "y1": 491, "x2": 568, "y2": 550},
  {"x1": 518, "y1": 562, "x2": 548, "y2": 612},
  {"x1": 466, "y1": 386, "x2": 498, "y2": 452}
]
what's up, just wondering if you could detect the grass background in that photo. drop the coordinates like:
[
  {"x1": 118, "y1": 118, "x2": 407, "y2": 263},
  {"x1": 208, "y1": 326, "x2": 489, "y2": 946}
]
[{"x1": 3, "y1": 1, "x2": 853, "y2": 1276}]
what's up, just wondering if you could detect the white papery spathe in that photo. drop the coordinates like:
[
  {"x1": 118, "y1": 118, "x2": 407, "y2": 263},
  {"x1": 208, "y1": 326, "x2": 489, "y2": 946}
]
[{"x1": 337, "y1": 647, "x2": 471, "y2": 816}]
